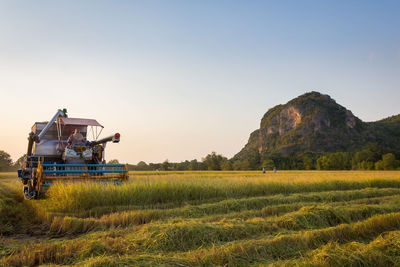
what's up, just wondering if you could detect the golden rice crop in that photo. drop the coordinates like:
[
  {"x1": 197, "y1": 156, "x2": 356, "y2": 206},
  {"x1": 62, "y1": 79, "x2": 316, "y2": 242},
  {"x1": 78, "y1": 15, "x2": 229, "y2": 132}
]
[{"x1": 45, "y1": 171, "x2": 400, "y2": 213}]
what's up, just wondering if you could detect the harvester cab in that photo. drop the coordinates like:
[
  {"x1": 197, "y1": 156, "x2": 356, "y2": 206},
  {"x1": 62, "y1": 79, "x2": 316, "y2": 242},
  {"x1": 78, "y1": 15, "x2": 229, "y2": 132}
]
[{"x1": 18, "y1": 109, "x2": 128, "y2": 199}]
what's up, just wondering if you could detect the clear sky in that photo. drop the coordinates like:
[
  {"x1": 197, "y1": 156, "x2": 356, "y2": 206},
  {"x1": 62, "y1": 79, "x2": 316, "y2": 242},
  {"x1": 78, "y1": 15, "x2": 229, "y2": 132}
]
[{"x1": 0, "y1": 0, "x2": 399, "y2": 164}]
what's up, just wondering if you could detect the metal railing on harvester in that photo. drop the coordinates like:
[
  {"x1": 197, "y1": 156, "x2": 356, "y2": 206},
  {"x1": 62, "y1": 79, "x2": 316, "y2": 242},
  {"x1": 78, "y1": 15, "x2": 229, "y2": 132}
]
[{"x1": 36, "y1": 162, "x2": 129, "y2": 195}]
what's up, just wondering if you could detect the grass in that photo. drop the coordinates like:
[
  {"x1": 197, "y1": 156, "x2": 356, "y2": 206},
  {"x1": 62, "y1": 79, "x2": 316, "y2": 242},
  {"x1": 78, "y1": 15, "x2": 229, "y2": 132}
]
[
  {"x1": 0, "y1": 170, "x2": 400, "y2": 266},
  {"x1": 0, "y1": 173, "x2": 47, "y2": 236}
]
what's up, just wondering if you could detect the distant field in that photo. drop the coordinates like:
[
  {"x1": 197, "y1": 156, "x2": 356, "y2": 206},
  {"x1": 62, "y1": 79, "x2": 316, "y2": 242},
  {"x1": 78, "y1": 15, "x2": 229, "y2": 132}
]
[{"x1": 1, "y1": 171, "x2": 400, "y2": 266}]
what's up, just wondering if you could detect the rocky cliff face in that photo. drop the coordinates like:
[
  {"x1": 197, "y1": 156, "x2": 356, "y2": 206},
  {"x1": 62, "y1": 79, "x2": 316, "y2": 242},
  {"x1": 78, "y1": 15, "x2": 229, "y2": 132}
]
[{"x1": 234, "y1": 91, "x2": 400, "y2": 160}]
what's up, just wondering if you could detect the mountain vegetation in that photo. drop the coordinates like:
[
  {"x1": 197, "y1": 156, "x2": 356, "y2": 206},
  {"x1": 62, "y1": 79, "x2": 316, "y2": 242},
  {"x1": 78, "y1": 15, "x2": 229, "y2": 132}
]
[
  {"x1": 235, "y1": 91, "x2": 400, "y2": 159},
  {"x1": 232, "y1": 91, "x2": 400, "y2": 170}
]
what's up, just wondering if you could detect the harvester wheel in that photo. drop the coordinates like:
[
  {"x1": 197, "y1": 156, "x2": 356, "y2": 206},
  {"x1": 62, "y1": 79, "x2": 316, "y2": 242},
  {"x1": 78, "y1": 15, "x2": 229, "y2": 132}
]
[{"x1": 23, "y1": 180, "x2": 37, "y2": 200}]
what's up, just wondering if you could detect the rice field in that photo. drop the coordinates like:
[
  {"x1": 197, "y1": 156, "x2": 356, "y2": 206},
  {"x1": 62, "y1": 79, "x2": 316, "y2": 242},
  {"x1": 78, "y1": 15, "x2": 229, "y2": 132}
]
[{"x1": 1, "y1": 171, "x2": 400, "y2": 266}]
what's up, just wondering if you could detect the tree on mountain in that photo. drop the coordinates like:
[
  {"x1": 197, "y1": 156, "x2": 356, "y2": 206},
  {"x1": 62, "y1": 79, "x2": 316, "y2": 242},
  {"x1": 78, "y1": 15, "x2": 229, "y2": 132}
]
[
  {"x1": 107, "y1": 159, "x2": 120, "y2": 164},
  {"x1": 249, "y1": 153, "x2": 261, "y2": 170}
]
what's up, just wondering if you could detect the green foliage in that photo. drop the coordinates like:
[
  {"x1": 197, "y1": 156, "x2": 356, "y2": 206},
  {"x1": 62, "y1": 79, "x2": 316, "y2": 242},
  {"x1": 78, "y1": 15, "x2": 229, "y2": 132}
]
[
  {"x1": 137, "y1": 161, "x2": 149, "y2": 170},
  {"x1": 377, "y1": 114, "x2": 400, "y2": 123},
  {"x1": 202, "y1": 152, "x2": 227, "y2": 170},
  {"x1": 128, "y1": 162, "x2": 160, "y2": 171},
  {"x1": 382, "y1": 153, "x2": 400, "y2": 170},
  {"x1": 314, "y1": 149, "x2": 400, "y2": 171},
  {"x1": 161, "y1": 160, "x2": 170, "y2": 171},
  {"x1": 302, "y1": 155, "x2": 314, "y2": 170},
  {"x1": 127, "y1": 159, "x2": 208, "y2": 171},
  {"x1": 0, "y1": 151, "x2": 12, "y2": 171},
  {"x1": 107, "y1": 159, "x2": 119, "y2": 164},
  {"x1": 316, "y1": 156, "x2": 328, "y2": 170},
  {"x1": 232, "y1": 159, "x2": 252, "y2": 170},
  {"x1": 358, "y1": 160, "x2": 375, "y2": 170},
  {"x1": 189, "y1": 159, "x2": 199, "y2": 170},
  {"x1": 262, "y1": 159, "x2": 275, "y2": 170},
  {"x1": 353, "y1": 150, "x2": 374, "y2": 168},
  {"x1": 221, "y1": 160, "x2": 233, "y2": 170},
  {"x1": 13, "y1": 154, "x2": 26, "y2": 170},
  {"x1": 317, "y1": 152, "x2": 351, "y2": 170},
  {"x1": 375, "y1": 160, "x2": 384, "y2": 170}
]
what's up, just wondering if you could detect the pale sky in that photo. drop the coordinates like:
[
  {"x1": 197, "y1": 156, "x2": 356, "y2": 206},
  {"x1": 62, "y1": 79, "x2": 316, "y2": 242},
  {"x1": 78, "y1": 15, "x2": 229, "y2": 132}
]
[{"x1": 0, "y1": 1, "x2": 399, "y2": 164}]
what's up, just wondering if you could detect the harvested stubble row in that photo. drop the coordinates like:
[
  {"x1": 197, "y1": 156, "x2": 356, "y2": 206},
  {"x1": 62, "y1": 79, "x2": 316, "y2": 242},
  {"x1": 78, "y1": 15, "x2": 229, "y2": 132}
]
[
  {"x1": 12, "y1": 211, "x2": 399, "y2": 267},
  {"x1": 127, "y1": 201, "x2": 400, "y2": 252},
  {"x1": 5, "y1": 204, "x2": 400, "y2": 266},
  {"x1": 270, "y1": 230, "x2": 400, "y2": 267},
  {"x1": 48, "y1": 187, "x2": 400, "y2": 235},
  {"x1": 186, "y1": 212, "x2": 400, "y2": 266}
]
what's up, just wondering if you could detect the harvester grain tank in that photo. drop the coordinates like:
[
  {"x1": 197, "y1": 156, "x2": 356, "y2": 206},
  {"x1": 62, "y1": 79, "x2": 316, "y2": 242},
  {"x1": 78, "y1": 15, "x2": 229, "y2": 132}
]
[{"x1": 18, "y1": 109, "x2": 128, "y2": 199}]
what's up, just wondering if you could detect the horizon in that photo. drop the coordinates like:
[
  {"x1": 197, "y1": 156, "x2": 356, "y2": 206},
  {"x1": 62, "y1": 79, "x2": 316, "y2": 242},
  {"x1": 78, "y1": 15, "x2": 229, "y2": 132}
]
[{"x1": 0, "y1": 1, "x2": 399, "y2": 163}]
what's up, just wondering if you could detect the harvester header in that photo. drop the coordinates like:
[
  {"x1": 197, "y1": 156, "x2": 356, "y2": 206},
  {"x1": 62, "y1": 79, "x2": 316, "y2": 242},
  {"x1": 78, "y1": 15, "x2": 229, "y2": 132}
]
[{"x1": 18, "y1": 109, "x2": 128, "y2": 199}]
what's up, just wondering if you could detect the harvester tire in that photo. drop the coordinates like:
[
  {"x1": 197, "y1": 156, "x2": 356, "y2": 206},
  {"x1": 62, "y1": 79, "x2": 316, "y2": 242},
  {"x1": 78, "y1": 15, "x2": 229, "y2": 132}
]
[{"x1": 23, "y1": 180, "x2": 38, "y2": 200}]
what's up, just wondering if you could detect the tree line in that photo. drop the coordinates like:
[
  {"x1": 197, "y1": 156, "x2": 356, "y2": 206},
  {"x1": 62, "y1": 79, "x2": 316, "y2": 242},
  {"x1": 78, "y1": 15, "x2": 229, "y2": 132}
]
[
  {"x1": 124, "y1": 144, "x2": 400, "y2": 171},
  {"x1": 125, "y1": 152, "x2": 232, "y2": 171}
]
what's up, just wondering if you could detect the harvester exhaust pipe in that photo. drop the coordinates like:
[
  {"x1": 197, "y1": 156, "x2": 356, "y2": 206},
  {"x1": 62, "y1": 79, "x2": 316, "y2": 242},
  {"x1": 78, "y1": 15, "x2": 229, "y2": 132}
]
[{"x1": 90, "y1": 133, "x2": 120, "y2": 146}]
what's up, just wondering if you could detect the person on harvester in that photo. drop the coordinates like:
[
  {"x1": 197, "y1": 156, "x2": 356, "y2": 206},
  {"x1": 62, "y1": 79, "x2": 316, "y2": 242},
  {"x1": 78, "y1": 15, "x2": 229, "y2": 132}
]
[{"x1": 67, "y1": 129, "x2": 86, "y2": 148}]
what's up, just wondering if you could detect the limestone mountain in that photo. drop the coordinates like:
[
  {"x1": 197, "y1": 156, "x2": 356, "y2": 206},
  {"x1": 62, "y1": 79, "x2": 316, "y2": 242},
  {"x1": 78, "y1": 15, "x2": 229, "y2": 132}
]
[{"x1": 234, "y1": 91, "x2": 400, "y2": 160}]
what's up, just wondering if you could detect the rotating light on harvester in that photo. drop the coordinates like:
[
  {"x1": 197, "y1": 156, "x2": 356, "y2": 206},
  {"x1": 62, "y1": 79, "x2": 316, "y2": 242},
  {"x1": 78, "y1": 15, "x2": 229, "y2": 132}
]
[{"x1": 113, "y1": 133, "x2": 120, "y2": 142}]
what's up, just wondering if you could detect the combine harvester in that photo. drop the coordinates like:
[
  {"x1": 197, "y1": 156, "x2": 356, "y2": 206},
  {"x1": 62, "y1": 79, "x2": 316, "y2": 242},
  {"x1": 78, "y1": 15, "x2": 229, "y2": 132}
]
[{"x1": 18, "y1": 109, "x2": 128, "y2": 199}]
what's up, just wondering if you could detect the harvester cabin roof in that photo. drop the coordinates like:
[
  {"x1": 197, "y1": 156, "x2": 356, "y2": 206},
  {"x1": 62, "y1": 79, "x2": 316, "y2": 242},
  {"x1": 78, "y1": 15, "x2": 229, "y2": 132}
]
[
  {"x1": 31, "y1": 117, "x2": 103, "y2": 145},
  {"x1": 59, "y1": 117, "x2": 103, "y2": 128}
]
